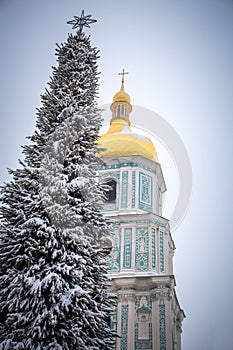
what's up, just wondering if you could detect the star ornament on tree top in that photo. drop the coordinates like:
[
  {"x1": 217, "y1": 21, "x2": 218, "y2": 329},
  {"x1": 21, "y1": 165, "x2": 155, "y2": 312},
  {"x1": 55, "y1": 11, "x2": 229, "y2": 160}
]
[{"x1": 67, "y1": 10, "x2": 97, "y2": 33}]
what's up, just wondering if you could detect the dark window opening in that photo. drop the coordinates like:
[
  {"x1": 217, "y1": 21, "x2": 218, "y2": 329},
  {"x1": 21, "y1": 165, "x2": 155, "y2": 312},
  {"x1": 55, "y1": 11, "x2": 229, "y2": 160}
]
[
  {"x1": 105, "y1": 179, "x2": 116, "y2": 202},
  {"x1": 101, "y1": 237, "x2": 113, "y2": 256}
]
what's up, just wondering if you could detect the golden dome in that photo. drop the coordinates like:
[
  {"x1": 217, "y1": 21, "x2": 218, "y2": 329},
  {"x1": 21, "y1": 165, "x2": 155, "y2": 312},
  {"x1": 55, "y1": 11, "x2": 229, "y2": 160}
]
[
  {"x1": 98, "y1": 119, "x2": 158, "y2": 162},
  {"x1": 98, "y1": 70, "x2": 158, "y2": 162},
  {"x1": 113, "y1": 83, "x2": 131, "y2": 104}
]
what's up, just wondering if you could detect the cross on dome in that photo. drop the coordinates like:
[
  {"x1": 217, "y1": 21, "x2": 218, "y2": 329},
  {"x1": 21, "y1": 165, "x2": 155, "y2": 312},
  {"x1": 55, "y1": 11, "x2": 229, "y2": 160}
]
[
  {"x1": 118, "y1": 69, "x2": 129, "y2": 84},
  {"x1": 113, "y1": 69, "x2": 131, "y2": 105}
]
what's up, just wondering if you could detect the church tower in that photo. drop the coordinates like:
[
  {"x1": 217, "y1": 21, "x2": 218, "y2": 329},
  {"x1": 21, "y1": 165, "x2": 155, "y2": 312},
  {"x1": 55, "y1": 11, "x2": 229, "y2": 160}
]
[{"x1": 98, "y1": 72, "x2": 185, "y2": 350}]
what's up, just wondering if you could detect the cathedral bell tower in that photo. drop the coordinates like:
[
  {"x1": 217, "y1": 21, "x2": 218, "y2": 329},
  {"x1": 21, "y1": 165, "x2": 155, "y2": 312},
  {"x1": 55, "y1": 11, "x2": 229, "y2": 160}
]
[{"x1": 98, "y1": 71, "x2": 185, "y2": 350}]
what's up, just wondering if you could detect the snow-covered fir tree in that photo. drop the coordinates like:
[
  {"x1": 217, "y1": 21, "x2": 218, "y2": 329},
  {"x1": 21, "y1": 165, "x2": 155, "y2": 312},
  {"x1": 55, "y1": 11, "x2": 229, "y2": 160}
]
[{"x1": 0, "y1": 13, "x2": 115, "y2": 350}]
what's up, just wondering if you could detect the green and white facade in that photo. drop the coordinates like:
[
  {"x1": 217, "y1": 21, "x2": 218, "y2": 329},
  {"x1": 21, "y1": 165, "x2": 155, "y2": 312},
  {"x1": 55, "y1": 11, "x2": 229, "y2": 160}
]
[{"x1": 100, "y1": 154, "x2": 184, "y2": 350}]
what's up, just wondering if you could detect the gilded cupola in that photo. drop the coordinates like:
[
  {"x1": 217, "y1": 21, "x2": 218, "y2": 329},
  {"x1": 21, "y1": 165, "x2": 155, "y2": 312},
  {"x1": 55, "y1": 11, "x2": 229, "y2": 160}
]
[{"x1": 98, "y1": 70, "x2": 158, "y2": 162}]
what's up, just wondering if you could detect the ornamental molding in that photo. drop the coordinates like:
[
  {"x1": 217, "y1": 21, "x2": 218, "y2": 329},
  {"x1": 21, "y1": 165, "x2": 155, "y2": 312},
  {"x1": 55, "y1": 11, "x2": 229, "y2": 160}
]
[
  {"x1": 105, "y1": 212, "x2": 169, "y2": 227},
  {"x1": 99, "y1": 161, "x2": 156, "y2": 175},
  {"x1": 108, "y1": 275, "x2": 175, "y2": 292},
  {"x1": 100, "y1": 154, "x2": 158, "y2": 169},
  {"x1": 118, "y1": 294, "x2": 136, "y2": 303}
]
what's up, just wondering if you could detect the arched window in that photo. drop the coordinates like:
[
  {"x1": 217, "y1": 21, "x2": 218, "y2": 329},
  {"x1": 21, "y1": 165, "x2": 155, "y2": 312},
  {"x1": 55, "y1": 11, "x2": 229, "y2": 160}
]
[
  {"x1": 101, "y1": 237, "x2": 113, "y2": 256},
  {"x1": 105, "y1": 179, "x2": 117, "y2": 202}
]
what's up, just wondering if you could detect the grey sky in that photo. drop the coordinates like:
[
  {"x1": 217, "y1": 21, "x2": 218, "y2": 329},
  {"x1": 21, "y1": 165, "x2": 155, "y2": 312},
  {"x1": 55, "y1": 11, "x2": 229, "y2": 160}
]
[{"x1": 1, "y1": 1, "x2": 233, "y2": 348}]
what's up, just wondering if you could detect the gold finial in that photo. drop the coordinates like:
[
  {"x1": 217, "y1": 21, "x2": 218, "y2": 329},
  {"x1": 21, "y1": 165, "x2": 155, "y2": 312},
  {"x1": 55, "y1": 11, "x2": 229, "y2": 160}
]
[
  {"x1": 113, "y1": 69, "x2": 131, "y2": 104},
  {"x1": 118, "y1": 69, "x2": 129, "y2": 84}
]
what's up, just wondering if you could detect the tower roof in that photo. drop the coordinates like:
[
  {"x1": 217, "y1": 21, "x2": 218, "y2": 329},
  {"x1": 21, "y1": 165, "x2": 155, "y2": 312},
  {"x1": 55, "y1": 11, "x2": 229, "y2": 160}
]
[{"x1": 98, "y1": 71, "x2": 158, "y2": 162}]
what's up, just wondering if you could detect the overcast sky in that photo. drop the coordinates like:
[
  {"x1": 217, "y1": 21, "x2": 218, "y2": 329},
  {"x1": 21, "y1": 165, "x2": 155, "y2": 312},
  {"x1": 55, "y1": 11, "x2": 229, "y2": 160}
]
[{"x1": 1, "y1": 1, "x2": 233, "y2": 349}]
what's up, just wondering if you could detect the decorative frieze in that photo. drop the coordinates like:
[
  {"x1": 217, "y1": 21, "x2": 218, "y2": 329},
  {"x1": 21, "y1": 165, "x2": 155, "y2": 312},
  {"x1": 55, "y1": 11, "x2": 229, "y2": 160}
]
[
  {"x1": 121, "y1": 171, "x2": 128, "y2": 208},
  {"x1": 159, "y1": 231, "x2": 165, "y2": 273},
  {"x1": 151, "y1": 228, "x2": 156, "y2": 269},
  {"x1": 139, "y1": 172, "x2": 152, "y2": 211},
  {"x1": 132, "y1": 171, "x2": 136, "y2": 208},
  {"x1": 100, "y1": 162, "x2": 156, "y2": 175},
  {"x1": 135, "y1": 295, "x2": 151, "y2": 309},
  {"x1": 121, "y1": 305, "x2": 129, "y2": 350},
  {"x1": 159, "y1": 304, "x2": 166, "y2": 350},
  {"x1": 135, "y1": 227, "x2": 149, "y2": 271},
  {"x1": 118, "y1": 294, "x2": 135, "y2": 301},
  {"x1": 153, "y1": 292, "x2": 170, "y2": 299},
  {"x1": 107, "y1": 229, "x2": 121, "y2": 272},
  {"x1": 123, "y1": 228, "x2": 132, "y2": 268}
]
